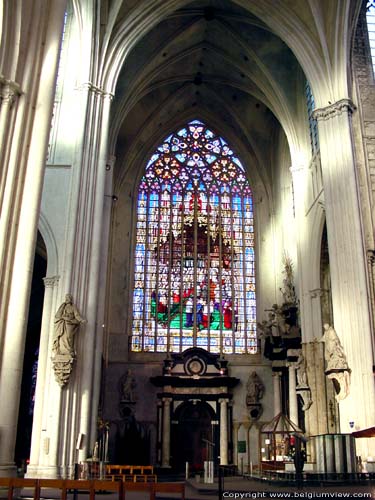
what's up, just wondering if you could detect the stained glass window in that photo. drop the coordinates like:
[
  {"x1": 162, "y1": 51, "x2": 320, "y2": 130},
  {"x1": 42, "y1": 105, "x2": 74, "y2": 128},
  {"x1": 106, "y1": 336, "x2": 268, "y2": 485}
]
[
  {"x1": 367, "y1": 1, "x2": 375, "y2": 74},
  {"x1": 305, "y1": 80, "x2": 319, "y2": 156},
  {"x1": 131, "y1": 120, "x2": 256, "y2": 354}
]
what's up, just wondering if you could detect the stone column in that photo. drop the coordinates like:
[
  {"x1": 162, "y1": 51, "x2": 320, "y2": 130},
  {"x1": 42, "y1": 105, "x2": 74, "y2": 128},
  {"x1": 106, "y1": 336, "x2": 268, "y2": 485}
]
[
  {"x1": 219, "y1": 398, "x2": 229, "y2": 465},
  {"x1": 272, "y1": 371, "x2": 282, "y2": 416},
  {"x1": 288, "y1": 364, "x2": 298, "y2": 425},
  {"x1": 0, "y1": 1, "x2": 67, "y2": 476},
  {"x1": 366, "y1": 250, "x2": 375, "y2": 357},
  {"x1": 161, "y1": 398, "x2": 172, "y2": 467},
  {"x1": 0, "y1": 81, "x2": 21, "y2": 207},
  {"x1": 27, "y1": 276, "x2": 59, "y2": 478},
  {"x1": 232, "y1": 422, "x2": 240, "y2": 466},
  {"x1": 243, "y1": 422, "x2": 251, "y2": 472},
  {"x1": 314, "y1": 100, "x2": 375, "y2": 457}
]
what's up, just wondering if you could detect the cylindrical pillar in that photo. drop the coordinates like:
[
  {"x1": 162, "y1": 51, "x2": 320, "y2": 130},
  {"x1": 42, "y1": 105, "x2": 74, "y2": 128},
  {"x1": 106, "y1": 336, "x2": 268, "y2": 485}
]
[
  {"x1": 219, "y1": 398, "x2": 228, "y2": 465},
  {"x1": 232, "y1": 422, "x2": 240, "y2": 466},
  {"x1": 161, "y1": 398, "x2": 171, "y2": 467},
  {"x1": 313, "y1": 100, "x2": 375, "y2": 457},
  {"x1": 288, "y1": 364, "x2": 298, "y2": 425},
  {"x1": 0, "y1": 2, "x2": 67, "y2": 475},
  {"x1": 27, "y1": 276, "x2": 59, "y2": 476},
  {"x1": 272, "y1": 371, "x2": 282, "y2": 416}
]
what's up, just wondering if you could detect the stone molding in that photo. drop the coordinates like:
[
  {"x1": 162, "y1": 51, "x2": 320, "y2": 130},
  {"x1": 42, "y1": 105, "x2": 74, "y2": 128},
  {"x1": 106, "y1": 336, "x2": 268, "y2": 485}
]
[
  {"x1": 52, "y1": 353, "x2": 75, "y2": 387},
  {"x1": 289, "y1": 164, "x2": 305, "y2": 175},
  {"x1": 76, "y1": 82, "x2": 114, "y2": 99},
  {"x1": 312, "y1": 99, "x2": 356, "y2": 121},
  {"x1": 43, "y1": 275, "x2": 60, "y2": 288}
]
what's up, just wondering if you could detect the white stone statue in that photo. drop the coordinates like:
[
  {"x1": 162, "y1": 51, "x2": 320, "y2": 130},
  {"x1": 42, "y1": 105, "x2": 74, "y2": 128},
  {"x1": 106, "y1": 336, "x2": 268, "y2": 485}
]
[
  {"x1": 296, "y1": 352, "x2": 308, "y2": 388},
  {"x1": 320, "y1": 323, "x2": 351, "y2": 401},
  {"x1": 52, "y1": 294, "x2": 86, "y2": 357},
  {"x1": 320, "y1": 323, "x2": 349, "y2": 371}
]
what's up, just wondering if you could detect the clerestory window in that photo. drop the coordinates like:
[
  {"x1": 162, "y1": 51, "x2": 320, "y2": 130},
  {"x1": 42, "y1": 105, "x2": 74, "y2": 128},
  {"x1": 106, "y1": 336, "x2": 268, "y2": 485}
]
[
  {"x1": 367, "y1": 1, "x2": 375, "y2": 73},
  {"x1": 131, "y1": 120, "x2": 256, "y2": 354}
]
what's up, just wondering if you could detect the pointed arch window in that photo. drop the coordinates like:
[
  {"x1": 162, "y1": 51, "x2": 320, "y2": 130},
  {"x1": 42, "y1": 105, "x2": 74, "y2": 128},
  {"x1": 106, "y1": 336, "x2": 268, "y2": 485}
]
[
  {"x1": 131, "y1": 120, "x2": 256, "y2": 354},
  {"x1": 367, "y1": 1, "x2": 375, "y2": 73}
]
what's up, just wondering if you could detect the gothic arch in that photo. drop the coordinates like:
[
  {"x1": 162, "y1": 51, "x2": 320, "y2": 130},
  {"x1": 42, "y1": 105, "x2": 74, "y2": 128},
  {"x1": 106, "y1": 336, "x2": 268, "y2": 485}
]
[{"x1": 38, "y1": 211, "x2": 59, "y2": 276}]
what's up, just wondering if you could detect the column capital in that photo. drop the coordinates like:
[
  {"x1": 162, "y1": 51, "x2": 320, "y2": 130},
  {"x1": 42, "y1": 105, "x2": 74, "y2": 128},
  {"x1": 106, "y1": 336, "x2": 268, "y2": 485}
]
[
  {"x1": 162, "y1": 397, "x2": 172, "y2": 404},
  {"x1": 218, "y1": 398, "x2": 229, "y2": 404},
  {"x1": 272, "y1": 371, "x2": 282, "y2": 378},
  {"x1": 308, "y1": 287, "x2": 329, "y2": 299},
  {"x1": 0, "y1": 82, "x2": 21, "y2": 107},
  {"x1": 43, "y1": 275, "x2": 60, "y2": 288},
  {"x1": 76, "y1": 82, "x2": 114, "y2": 100},
  {"x1": 289, "y1": 164, "x2": 305, "y2": 175},
  {"x1": 367, "y1": 249, "x2": 375, "y2": 265},
  {"x1": 312, "y1": 98, "x2": 356, "y2": 122}
]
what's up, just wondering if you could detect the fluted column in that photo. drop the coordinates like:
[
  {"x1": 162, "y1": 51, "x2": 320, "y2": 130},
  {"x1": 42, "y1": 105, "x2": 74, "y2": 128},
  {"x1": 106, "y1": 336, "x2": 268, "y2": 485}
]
[
  {"x1": 161, "y1": 398, "x2": 172, "y2": 467},
  {"x1": 288, "y1": 364, "x2": 298, "y2": 425},
  {"x1": 313, "y1": 100, "x2": 375, "y2": 456},
  {"x1": 272, "y1": 371, "x2": 282, "y2": 416},
  {"x1": 219, "y1": 398, "x2": 228, "y2": 465}
]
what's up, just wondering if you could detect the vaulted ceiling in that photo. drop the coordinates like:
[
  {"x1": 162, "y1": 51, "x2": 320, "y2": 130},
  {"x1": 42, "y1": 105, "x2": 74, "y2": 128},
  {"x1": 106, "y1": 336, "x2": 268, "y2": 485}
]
[{"x1": 104, "y1": 0, "x2": 359, "y2": 190}]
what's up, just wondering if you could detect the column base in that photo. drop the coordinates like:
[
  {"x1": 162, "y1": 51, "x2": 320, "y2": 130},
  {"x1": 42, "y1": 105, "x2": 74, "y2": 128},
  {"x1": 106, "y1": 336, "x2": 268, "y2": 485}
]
[
  {"x1": 25, "y1": 465, "x2": 61, "y2": 479},
  {"x1": 0, "y1": 464, "x2": 17, "y2": 477}
]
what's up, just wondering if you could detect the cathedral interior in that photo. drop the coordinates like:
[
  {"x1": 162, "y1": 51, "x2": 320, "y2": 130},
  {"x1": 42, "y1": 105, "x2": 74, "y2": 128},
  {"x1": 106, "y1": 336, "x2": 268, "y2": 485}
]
[{"x1": 1, "y1": 0, "x2": 375, "y2": 480}]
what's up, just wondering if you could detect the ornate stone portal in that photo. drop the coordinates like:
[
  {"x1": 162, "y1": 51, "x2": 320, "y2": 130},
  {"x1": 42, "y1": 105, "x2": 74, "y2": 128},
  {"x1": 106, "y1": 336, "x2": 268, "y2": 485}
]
[{"x1": 150, "y1": 348, "x2": 239, "y2": 469}]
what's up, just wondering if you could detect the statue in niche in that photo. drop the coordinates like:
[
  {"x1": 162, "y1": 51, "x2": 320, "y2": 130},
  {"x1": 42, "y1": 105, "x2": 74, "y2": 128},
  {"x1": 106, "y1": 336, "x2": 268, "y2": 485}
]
[
  {"x1": 52, "y1": 294, "x2": 86, "y2": 357},
  {"x1": 320, "y1": 323, "x2": 349, "y2": 371},
  {"x1": 320, "y1": 323, "x2": 351, "y2": 401},
  {"x1": 246, "y1": 371, "x2": 265, "y2": 403},
  {"x1": 296, "y1": 351, "x2": 308, "y2": 388},
  {"x1": 119, "y1": 369, "x2": 136, "y2": 402}
]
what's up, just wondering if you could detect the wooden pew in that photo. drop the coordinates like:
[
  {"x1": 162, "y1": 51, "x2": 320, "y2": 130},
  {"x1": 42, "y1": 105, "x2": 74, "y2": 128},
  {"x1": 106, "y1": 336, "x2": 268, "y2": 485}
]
[
  {"x1": 153, "y1": 482, "x2": 185, "y2": 500},
  {"x1": 0, "y1": 478, "x2": 39, "y2": 500},
  {"x1": 123, "y1": 481, "x2": 154, "y2": 500}
]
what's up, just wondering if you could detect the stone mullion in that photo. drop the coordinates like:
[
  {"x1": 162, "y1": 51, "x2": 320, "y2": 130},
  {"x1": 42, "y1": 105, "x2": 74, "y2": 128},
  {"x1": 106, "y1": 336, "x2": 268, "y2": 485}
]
[{"x1": 313, "y1": 101, "x2": 375, "y2": 455}]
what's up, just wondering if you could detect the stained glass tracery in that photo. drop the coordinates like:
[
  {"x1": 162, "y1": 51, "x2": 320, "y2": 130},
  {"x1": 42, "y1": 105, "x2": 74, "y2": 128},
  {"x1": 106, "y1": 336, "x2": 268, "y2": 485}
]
[{"x1": 132, "y1": 120, "x2": 256, "y2": 354}]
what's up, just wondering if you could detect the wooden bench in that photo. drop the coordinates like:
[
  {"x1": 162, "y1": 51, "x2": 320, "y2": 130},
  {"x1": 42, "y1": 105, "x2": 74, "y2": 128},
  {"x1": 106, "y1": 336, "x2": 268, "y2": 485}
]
[
  {"x1": 106, "y1": 465, "x2": 157, "y2": 483},
  {"x1": 0, "y1": 478, "x2": 39, "y2": 500},
  {"x1": 0, "y1": 477, "x2": 182, "y2": 500}
]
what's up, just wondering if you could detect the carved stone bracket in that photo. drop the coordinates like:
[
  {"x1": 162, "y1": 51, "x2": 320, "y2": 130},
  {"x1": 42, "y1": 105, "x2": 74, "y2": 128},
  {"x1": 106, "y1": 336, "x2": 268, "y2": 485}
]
[
  {"x1": 296, "y1": 387, "x2": 312, "y2": 411},
  {"x1": 52, "y1": 353, "x2": 75, "y2": 387},
  {"x1": 312, "y1": 99, "x2": 356, "y2": 121},
  {"x1": 325, "y1": 368, "x2": 351, "y2": 402},
  {"x1": 247, "y1": 403, "x2": 263, "y2": 421}
]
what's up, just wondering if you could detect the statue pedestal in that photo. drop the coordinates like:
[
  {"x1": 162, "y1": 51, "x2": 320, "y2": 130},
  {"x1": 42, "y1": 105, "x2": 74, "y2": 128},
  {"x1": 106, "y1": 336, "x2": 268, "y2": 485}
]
[
  {"x1": 52, "y1": 354, "x2": 75, "y2": 387},
  {"x1": 325, "y1": 368, "x2": 351, "y2": 401}
]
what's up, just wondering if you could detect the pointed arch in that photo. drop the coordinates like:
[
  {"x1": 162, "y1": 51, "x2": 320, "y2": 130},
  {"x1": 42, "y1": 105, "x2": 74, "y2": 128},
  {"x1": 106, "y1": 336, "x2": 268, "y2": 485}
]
[{"x1": 131, "y1": 119, "x2": 256, "y2": 354}]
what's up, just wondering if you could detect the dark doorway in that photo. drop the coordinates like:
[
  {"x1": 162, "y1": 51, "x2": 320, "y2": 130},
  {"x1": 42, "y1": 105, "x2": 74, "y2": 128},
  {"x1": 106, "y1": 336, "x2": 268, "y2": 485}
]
[
  {"x1": 114, "y1": 407, "x2": 151, "y2": 464},
  {"x1": 15, "y1": 232, "x2": 47, "y2": 470},
  {"x1": 171, "y1": 401, "x2": 216, "y2": 472}
]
